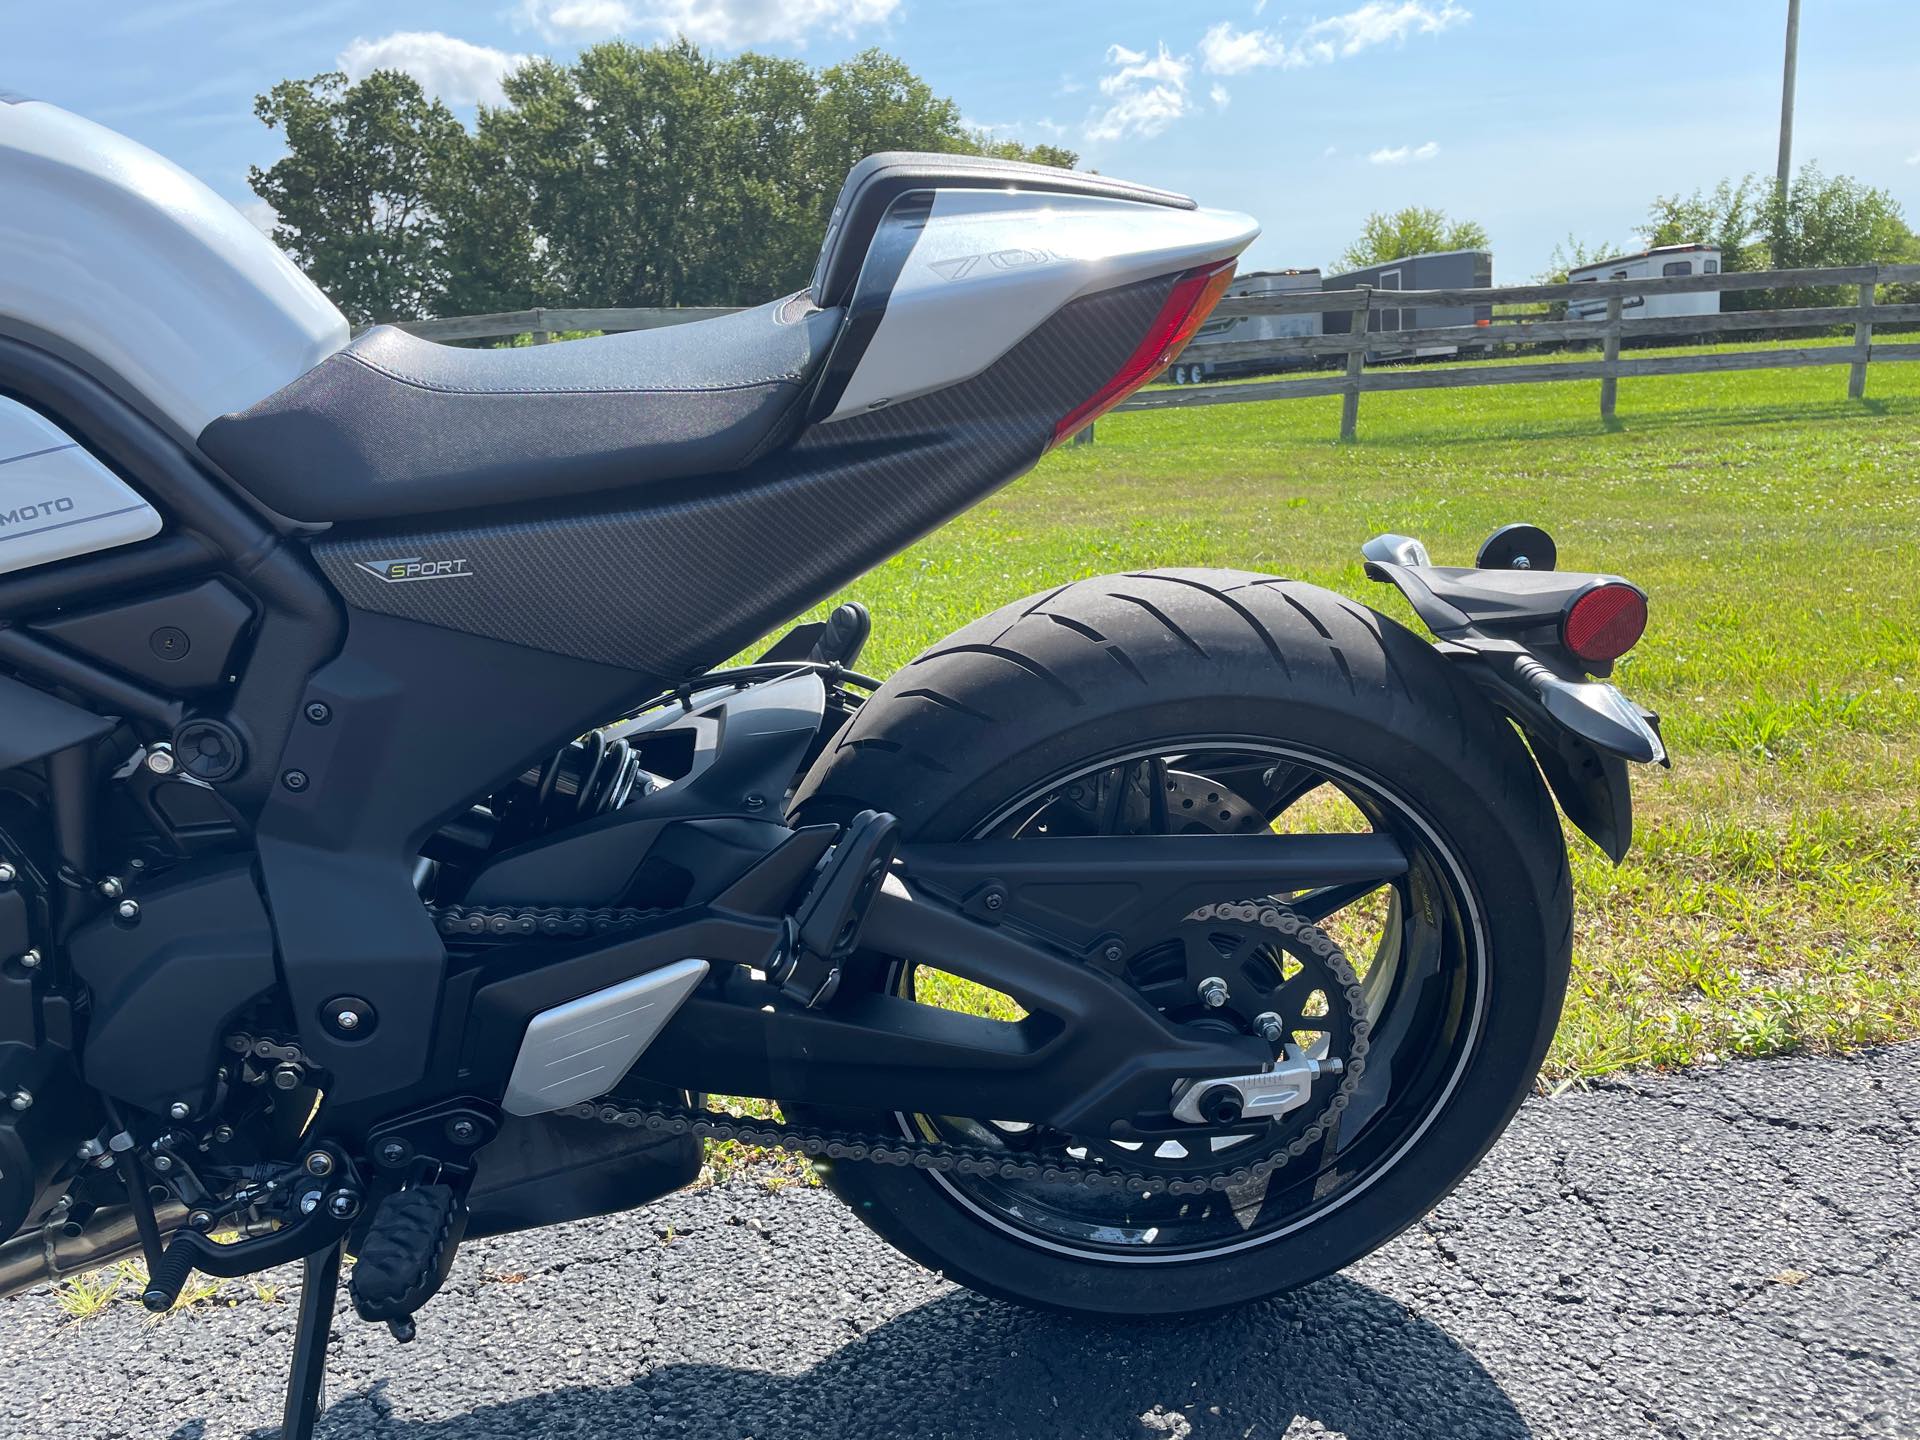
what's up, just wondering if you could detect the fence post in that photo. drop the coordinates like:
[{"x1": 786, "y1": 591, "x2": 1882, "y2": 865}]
[
  {"x1": 1848, "y1": 278, "x2": 1875, "y2": 400},
  {"x1": 532, "y1": 306, "x2": 551, "y2": 345},
  {"x1": 1599, "y1": 295, "x2": 1623, "y2": 423},
  {"x1": 1340, "y1": 288, "x2": 1370, "y2": 442}
]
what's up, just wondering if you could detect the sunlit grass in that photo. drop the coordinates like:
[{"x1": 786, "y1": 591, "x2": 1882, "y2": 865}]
[{"x1": 777, "y1": 344, "x2": 1920, "y2": 1081}]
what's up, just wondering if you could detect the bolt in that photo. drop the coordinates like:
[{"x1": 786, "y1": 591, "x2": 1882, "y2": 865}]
[
  {"x1": 333, "y1": 1008, "x2": 360, "y2": 1031},
  {"x1": 1198, "y1": 1084, "x2": 1244, "y2": 1126},
  {"x1": 77, "y1": 1139, "x2": 104, "y2": 1160},
  {"x1": 98, "y1": 876, "x2": 124, "y2": 900},
  {"x1": 0, "y1": 863, "x2": 13, "y2": 884},
  {"x1": 117, "y1": 899, "x2": 141, "y2": 922},
  {"x1": 152, "y1": 1154, "x2": 174, "y2": 1173},
  {"x1": 271, "y1": 1064, "x2": 301, "y2": 1091},
  {"x1": 326, "y1": 1189, "x2": 362, "y2": 1220},
  {"x1": 303, "y1": 1151, "x2": 334, "y2": 1178},
  {"x1": 378, "y1": 1139, "x2": 411, "y2": 1167},
  {"x1": 983, "y1": 891, "x2": 1004, "y2": 911},
  {"x1": 299, "y1": 1192, "x2": 320, "y2": 1215},
  {"x1": 304, "y1": 701, "x2": 332, "y2": 724},
  {"x1": 146, "y1": 748, "x2": 177, "y2": 776},
  {"x1": 1198, "y1": 976, "x2": 1229, "y2": 1009},
  {"x1": 9, "y1": 1089, "x2": 31, "y2": 1112},
  {"x1": 188, "y1": 1209, "x2": 214, "y2": 1231},
  {"x1": 212, "y1": 1125, "x2": 234, "y2": 1144},
  {"x1": 282, "y1": 770, "x2": 309, "y2": 793},
  {"x1": 1511, "y1": 555, "x2": 1532, "y2": 570},
  {"x1": 168, "y1": 1101, "x2": 191, "y2": 1120},
  {"x1": 742, "y1": 793, "x2": 765, "y2": 811},
  {"x1": 446, "y1": 1117, "x2": 479, "y2": 1145},
  {"x1": 1103, "y1": 943, "x2": 1125, "y2": 965},
  {"x1": 18, "y1": 948, "x2": 40, "y2": 971},
  {"x1": 1254, "y1": 1011, "x2": 1286, "y2": 1045}
]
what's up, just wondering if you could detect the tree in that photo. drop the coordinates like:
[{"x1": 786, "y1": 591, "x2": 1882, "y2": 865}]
[
  {"x1": 1639, "y1": 167, "x2": 1916, "y2": 307},
  {"x1": 1757, "y1": 164, "x2": 1916, "y2": 304},
  {"x1": 1336, "y1": 207, "x2": 1488, "y2": 272},
  {"x1": 249, "y1": 71, "x2": 470, "y2": 324},
  {"x1": 1535, "y1": 233, "x2": 1625, "y2": 286},
  {"x1": 254, "y1": 43, "x2": 1080, "y2": 317}
]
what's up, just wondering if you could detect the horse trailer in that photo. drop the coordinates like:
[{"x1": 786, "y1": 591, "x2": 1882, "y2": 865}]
[
  {"x1": 1168, "y1": 268, "x2": 1322, "y2": 383},
  {"x1": 1322, "y1": 249, "x2": 1493, "y2": 360},
  {"x1": 1566, "y1": 244, "x2": 1721, "y2": 321}
]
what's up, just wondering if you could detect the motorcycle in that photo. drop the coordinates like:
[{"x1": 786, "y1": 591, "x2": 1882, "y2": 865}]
[{"x1": 0, "y1": 99, "x2": 1666, "y2": 1436}]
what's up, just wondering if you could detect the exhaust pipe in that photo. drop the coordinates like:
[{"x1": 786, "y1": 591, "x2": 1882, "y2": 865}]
[{"x1": 0, "y1": 1201, "x2": 188, "y2": 1300}]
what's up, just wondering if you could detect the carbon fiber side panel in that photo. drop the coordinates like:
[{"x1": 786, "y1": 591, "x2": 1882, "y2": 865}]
[{"x1": 311, "y1": 275, "x2": 1172, "y2": 676}]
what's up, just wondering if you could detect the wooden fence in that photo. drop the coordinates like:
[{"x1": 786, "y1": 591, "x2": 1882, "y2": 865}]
[
  {"x1": 1131, "y1": 262, "x2": 1920, "y2": 438},
  {"x1": 393, "y1": 263, "x2": 1920, "y2": 441}
]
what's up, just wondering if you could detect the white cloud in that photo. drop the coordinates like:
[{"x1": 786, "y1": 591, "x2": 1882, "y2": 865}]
[
  {"x1": 1907, "y1": 149, "x2": 1920, "y2": 166},
  {"x1": 1198, "y1": 4, "x2": 1469, "y2": 75},
  {"x1": 1100, "y1": 42, "x2": 1191, "y2": 94},
  {"x1": 1210, "y1": 83, "x2": 1231, "y2": 109},
  {"x1": 1299, "y1": 2, "x2": 1470, "y2": 62},
  {"x1": 516, "y1": 0, "x2": 898, "y2": 47},
  {"x1": 338, "y1": 32, "x2": 530, "y2": 106},
  {"x1": 1088, "y1": 41, "x2": 1193, "y2": 142},
  {"x1": 1199, "y1": 21, "x2": 1294, "y2": 75},
  {"x1": 1368, "y1": 139, "x2": 1441, "y2": 165}
]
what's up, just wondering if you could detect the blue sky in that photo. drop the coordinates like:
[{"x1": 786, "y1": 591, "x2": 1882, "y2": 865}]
[{"x1": 10, "y1": 1, "x2": 1919, "y2": 281}]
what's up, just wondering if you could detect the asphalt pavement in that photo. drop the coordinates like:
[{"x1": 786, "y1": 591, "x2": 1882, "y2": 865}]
[{"x1": 3, "y1": 1044, "x2": 1914, "y2": 1440}]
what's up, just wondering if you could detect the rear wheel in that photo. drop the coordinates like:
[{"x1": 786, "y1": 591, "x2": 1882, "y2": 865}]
[{"x1": 790, "y1": 570, "x2": 1572, "y2": 1315}]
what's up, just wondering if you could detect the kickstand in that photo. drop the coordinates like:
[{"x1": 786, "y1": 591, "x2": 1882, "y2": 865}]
[{"x1": 282, "y1": 1241, "x2": 344, "y2": 1440}]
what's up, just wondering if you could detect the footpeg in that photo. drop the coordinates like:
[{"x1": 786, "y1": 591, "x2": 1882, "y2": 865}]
[
  {"x1": 348, "y1": 1185, "x2": 467, "y2": 1328},
  {"x1": 770, "y1": 809, "x2": 898, "y2": 1006}
]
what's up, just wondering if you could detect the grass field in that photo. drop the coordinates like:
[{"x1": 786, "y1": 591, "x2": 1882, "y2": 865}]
[{"x1": 801, "y1": 345, "x2": 1920, "y2": 1083}]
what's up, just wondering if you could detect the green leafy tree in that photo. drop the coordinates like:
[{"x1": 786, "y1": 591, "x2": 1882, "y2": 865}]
[
  {"x1": 249, "y1": 71, "x2": 470, "y2": 323},
  {"x1": 1336, "y1": 207, "x2": 1489, "y2": 272},
  {"x1": 1758, "y1": 164, "x2": 1916, "y2": 304},
  {"x1": 1639, "y1": 168, "x2": 1917, "y2": 308},
  {"x1": 1535, "y1": 233, "x2": 1625, "y2": 286},
  {"x1": 1640, "y1": 176, "x2": 1763, "y2": 267},
  {"x1": 255, "y1": 43, "x2": 1081, "y2": 316}
]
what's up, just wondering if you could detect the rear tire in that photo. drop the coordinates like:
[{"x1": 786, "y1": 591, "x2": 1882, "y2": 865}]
[{"x1": 791, "y1": 569, "x2": 1571, "y2": 1316}]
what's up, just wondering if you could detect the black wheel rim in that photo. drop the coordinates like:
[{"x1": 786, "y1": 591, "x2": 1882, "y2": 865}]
[{"x1": 892, "y1": 738, "x2": 1489, "y2": 1263}]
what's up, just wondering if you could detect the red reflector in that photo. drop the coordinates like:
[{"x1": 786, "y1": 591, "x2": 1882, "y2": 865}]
[
  {"x1": 1051, "y1": 260, "x2": 1237, "y2": 446},
  {"x1": 1562, "y1": 582, "x2": 1647, "y2": 663}
]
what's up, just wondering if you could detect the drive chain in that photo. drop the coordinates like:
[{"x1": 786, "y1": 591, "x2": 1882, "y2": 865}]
[{"x1": 556, "y1": 898, "x2": 1369, "y2": 1197}]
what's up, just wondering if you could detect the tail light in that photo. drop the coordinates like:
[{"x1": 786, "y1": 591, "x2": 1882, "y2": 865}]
[
  {"x1": 1561, "y1": 581, "x2": 1648, "y2": 664},
  {"x1": 1050, "y1": 260, "x2": 1237, "y2": 446}
]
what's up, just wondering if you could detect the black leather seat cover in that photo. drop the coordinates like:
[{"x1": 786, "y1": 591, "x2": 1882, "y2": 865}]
[{"x1": 199, "y1": 296, "x2": 843, "y2": 524}]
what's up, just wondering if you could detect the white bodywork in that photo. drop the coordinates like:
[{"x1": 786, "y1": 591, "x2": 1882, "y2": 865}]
[
  {"x1": 1567, "y1": 246, "x2": 1722, "y2": 321},
  {"x1": 0, "y1": 100, "x2": 347, "y2": 440},
  {"x1": 0, "y1": 396, "x2": 161, "y2": 576},
  {"x1": 825, "y1": 190, "x2": 1259, "y2": 420}
]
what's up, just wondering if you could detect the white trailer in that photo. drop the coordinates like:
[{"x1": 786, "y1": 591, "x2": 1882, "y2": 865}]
[
  {"x1": 1567, "y1": 243, "x2": 1721, "y2": 321},
  {"x1": 1169, "y1": 268, "x2": 1321, "y2": 383}
]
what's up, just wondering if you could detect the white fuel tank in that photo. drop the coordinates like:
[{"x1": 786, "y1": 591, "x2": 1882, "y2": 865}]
[
  {"x1": 0, "y1": 396, "x2": 161, "y2": 575},
  {"x1": 0, "y1": 99, "x2": 347, "y2": 441}
]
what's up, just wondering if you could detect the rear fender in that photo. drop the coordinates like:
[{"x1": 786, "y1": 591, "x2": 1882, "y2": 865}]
[{"x1": 1363, "y1": 529, "x2": 1664, "y2": 864}]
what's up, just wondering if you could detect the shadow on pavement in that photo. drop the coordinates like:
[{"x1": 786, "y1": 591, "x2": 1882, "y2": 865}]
[{"x1": 300, "y1": 1276, "x2": 1531, "y2": 1440}]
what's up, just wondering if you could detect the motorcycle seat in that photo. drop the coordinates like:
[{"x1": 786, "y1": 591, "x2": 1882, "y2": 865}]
[{"x1": 197, "y1": 295, "x2": 843, "y2": 525}]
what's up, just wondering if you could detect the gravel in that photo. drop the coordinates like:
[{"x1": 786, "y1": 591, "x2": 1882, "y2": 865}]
[{"x1": 4, "y1": 1044, "x2": 1915, "y2": 1440}]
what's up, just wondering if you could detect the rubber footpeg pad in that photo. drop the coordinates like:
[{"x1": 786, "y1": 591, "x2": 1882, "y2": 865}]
[{"x1": 348, "y1": 1184, "x2": 468, "y2": 1323}]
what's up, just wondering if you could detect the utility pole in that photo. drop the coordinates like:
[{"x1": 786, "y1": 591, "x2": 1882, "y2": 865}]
[{"x1": 1776, "y1": 0, "x2": 1800, "y2": 192}]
